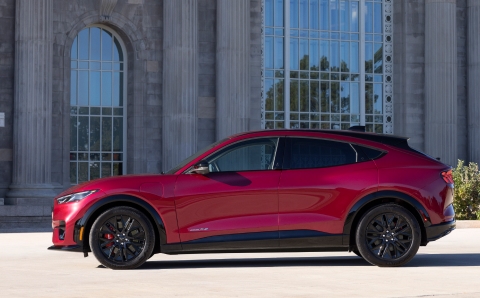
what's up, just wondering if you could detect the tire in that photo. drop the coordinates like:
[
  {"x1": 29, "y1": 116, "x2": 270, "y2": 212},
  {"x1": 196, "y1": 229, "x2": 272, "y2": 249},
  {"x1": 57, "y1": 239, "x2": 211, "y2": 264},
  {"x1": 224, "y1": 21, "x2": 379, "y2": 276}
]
[
  {"x1": 89, "y1": 206, "x2": 155, "y2": 270},
  {"x1": 352, "y1": 249, "x2": 363, "y2": 258},
  {"x1": 355, "y1": 204, "x2": 421, "y2": 267}
]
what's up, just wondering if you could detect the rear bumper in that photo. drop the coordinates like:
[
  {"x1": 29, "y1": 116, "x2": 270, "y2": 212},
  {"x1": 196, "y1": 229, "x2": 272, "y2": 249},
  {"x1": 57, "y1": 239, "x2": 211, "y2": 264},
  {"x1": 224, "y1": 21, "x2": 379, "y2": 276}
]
[{"x1": 426, "y1": 220, "x2": 456, "y2": 242}]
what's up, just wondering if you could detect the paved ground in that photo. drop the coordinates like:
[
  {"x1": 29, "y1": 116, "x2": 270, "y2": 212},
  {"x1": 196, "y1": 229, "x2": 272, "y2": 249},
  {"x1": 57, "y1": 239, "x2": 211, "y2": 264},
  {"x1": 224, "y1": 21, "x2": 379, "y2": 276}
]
[{"x1": 0, "y1": 229, "x2": 479, "y2": 298}]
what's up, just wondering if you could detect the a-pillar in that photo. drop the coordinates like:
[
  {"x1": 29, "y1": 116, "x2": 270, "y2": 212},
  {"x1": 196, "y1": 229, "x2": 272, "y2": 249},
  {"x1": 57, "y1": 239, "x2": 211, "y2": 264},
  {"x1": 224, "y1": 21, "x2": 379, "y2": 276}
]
[
  {"x1": 424, "y1": 0, "x2": 457, "y2": 166},
  {"x1": 7, "y1": 0, "x2": 55, "y2": 204},
  {"x1": 216, "y1": 0, "x2": 251, "y2": 140},
  {"x1": 162, "y1": 0, "x2": 198, "y2": 172},
  {"x1": 468, "y1": 0, "x2": 480, "y2": 165}
]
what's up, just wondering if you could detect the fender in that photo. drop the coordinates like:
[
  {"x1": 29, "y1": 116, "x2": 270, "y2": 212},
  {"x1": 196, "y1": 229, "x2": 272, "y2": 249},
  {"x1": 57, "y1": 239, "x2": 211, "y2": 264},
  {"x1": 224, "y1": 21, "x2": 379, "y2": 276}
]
[
  {"x1": 75, "y1": 195, "x2": 167, "y2": 252},
  {"x1": 342, "y1": 190, "x2": 431, "y2": 246}
]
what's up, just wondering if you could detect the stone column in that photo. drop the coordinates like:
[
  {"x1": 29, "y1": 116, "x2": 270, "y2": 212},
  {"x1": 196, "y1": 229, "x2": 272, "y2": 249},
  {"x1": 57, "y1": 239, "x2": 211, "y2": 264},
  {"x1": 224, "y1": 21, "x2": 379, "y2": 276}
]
[
  {"x1": 424, "y1": 0, "x2": 457, "y2": 166},
  {"x1": 467, "y1": 0, "x2": 480, "y2": 165},
  {"x1": 216, "y1": 0, "x2": 251, "y2": 140},
  {"x1": 7, "y1": 0, "x2": 55, "y2": 203},
  {"x1": 162, "y1": 0, "x2": 198, "y2": 171}
]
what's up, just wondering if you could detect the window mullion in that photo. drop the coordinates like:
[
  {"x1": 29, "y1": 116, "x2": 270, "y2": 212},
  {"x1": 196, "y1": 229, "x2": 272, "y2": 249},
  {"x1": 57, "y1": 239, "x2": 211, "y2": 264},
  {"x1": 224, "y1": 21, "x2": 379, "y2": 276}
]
[
  {"x1": 360, "y1": 0, "x2": 366, "y2": 126},
  {"x1": 284, "y1": 0, "x2": 291, "y2": 129}
]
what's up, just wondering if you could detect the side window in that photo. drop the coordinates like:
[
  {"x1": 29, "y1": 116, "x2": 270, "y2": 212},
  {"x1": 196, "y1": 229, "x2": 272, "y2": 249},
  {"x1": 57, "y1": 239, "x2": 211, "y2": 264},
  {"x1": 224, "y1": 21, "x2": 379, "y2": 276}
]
[
  {"x1": 286, "y1": 138, "x2": 357, "y2": 169},
  {"x1": 206, "y1": 138, "x2": 279, "y2": 172}
]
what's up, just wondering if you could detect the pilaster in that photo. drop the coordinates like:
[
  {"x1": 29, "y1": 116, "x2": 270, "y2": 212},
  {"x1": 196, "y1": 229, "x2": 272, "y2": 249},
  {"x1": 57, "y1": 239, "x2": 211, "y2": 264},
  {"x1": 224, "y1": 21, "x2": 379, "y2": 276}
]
[
  {"x1": 162, "y1": 0, "x2": 198, "y2": 171},
  {"x1": 467, "y1": 0, "x2": 480, "y2": 165},
  {"x1": 7, "y1": 0, "x2": 55, "y2": 203},
  {"x1": 424, "y1": 0, "x2": 457, "y2": 166},
  {"x1": 216, "y1": 0, "x2": 251, "y2": 140}
]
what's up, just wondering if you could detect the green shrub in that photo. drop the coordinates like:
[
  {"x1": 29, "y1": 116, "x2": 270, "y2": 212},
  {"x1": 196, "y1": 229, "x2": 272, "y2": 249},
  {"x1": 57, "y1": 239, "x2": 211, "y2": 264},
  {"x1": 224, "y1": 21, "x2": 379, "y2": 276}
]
[{"x1": 452, "y1": 160, "x2": 480, "y2": 220}]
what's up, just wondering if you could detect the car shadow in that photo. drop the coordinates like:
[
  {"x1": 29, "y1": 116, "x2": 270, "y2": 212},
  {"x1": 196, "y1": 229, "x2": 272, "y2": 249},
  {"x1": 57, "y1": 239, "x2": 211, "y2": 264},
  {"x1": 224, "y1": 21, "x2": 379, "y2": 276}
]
[{"x1": 126, "y1": 253, "x2": 480, "y2": 270}]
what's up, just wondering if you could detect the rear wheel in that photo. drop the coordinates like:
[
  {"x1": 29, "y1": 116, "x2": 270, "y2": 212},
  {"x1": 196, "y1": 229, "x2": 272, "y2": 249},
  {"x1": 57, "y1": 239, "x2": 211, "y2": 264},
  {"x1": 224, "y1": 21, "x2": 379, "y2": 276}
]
[
  {"x1": 89, "y1": 206, "x2": 155, "y2": 270},
  {"x1": 355, "y1": 204, "x2": 421, "y2": 267}
]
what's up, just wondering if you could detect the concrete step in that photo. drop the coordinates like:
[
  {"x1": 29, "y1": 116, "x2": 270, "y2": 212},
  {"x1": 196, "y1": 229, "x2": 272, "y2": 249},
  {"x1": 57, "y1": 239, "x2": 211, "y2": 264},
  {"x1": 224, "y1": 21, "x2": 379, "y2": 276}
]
[
  {"x1": 4, "y1": 197, "x2": 53, "y2": 206},
  {"x1": 0, "y1": 216, "x2": 51, "y2": 231},
  {"x1": 0, "y1": 205, "x2": 52, "y2": 217}
]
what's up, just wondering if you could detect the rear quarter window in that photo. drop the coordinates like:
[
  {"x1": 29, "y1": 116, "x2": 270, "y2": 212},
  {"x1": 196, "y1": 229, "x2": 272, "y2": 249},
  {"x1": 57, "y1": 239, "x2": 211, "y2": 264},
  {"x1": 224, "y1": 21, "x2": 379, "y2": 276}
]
[{"x1": 285, "y1": 138, "x2": 357, "y2": 169}]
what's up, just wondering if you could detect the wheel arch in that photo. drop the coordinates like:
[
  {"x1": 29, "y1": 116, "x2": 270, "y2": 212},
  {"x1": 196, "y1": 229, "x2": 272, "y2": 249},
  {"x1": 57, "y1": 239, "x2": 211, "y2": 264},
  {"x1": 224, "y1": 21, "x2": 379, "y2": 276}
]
[
  {"x1": 77, "y1": 195, "x2": 166, "y2": 254},
  {"x1": 343, "y1": 191, "x2": 431, "y2": 249}
]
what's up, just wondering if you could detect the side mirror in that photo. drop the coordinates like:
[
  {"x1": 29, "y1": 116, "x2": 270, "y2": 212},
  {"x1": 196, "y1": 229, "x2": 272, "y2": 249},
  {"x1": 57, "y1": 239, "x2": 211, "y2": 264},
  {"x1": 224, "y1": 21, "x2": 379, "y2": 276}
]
[{"x1": 190, "y1": 160, "x2": 210, "y2": 175}]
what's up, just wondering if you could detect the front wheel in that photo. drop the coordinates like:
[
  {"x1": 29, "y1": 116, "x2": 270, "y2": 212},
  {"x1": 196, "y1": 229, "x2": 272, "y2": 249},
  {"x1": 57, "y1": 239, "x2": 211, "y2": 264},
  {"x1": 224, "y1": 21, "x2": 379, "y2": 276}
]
[
  {"x1": 89, "y1": 206, "x2": 155, "y2": 270},
  {"x1": 355, "y1": 204, "x2": 421, "y2": 267}
]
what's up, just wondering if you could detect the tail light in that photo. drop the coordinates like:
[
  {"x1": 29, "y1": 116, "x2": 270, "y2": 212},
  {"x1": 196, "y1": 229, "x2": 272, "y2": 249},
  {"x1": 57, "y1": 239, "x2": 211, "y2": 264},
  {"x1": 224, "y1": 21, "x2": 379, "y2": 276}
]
[{"x1": 441, "y1": 170, "x2": 454, "y2": 184}]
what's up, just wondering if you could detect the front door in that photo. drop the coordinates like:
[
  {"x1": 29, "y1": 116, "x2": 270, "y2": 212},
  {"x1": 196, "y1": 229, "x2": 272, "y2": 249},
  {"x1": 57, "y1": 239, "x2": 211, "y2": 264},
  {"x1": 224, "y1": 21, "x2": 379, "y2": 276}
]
[{"x1": 174, "y1": 137, "x2": 283, "y2": 249}]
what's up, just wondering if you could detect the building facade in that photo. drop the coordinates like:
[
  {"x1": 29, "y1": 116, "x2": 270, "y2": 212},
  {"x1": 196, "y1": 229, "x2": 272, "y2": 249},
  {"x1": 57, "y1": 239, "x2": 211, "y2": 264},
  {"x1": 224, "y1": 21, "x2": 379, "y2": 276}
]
[{"x1": 0, "y1": 0, "x2": 479, "y2": 226}]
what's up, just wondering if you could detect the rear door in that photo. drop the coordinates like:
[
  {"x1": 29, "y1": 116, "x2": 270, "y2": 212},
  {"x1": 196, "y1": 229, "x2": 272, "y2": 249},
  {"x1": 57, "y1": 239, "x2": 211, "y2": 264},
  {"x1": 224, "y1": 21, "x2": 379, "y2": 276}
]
[{"x1": 278, "y1": 137, "x2": 378, "y2": 246}]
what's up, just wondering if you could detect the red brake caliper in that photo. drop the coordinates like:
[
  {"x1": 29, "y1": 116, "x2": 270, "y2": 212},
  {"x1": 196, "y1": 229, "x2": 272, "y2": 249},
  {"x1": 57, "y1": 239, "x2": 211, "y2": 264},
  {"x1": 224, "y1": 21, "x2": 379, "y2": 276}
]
[{"x1": 104, "y1": 233, "x2": 114, "y2": 248}]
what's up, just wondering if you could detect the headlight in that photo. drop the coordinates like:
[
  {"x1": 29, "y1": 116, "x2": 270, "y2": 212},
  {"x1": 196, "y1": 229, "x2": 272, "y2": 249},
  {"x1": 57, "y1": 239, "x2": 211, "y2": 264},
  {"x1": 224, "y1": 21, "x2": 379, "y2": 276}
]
[{"x1": 56, "y1": 190, "x2": 98, "y2": 204}]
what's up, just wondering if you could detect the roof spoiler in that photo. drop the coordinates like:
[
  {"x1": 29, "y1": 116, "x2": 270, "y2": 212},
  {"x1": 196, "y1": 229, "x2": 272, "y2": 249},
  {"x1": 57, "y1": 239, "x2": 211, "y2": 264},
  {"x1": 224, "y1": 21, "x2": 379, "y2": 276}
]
[{"x1": 348, "y1": 125, "x2": 366, "y2": 132}]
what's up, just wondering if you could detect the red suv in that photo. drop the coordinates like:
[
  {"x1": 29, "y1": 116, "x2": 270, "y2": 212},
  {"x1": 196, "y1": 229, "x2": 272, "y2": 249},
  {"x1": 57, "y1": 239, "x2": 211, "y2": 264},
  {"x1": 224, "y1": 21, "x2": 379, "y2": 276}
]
[{"x1": 49, "y1": 129, "x2": 456, "y2": 269}]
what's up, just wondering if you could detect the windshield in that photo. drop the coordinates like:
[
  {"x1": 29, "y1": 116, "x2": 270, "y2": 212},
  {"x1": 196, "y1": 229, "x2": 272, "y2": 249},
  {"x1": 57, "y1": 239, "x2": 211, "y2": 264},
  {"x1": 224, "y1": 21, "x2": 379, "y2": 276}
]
[{"x1": 165, "y1": 138, "x2": 228, "y2": 174}]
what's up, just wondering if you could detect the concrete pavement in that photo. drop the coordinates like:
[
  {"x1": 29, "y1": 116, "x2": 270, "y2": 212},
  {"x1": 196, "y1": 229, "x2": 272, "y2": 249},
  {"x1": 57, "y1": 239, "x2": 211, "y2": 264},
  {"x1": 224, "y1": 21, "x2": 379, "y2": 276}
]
[{"x1": 0, "y1": 229, "x2": 479, "y2": 297}]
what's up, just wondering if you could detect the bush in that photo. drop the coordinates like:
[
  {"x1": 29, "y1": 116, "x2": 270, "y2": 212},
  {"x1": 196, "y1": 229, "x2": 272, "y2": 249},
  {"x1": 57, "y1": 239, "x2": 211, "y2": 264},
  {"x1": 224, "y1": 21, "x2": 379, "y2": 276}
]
[{"x1": 452, "y1": 160, "x2": 480, "y2": 220}]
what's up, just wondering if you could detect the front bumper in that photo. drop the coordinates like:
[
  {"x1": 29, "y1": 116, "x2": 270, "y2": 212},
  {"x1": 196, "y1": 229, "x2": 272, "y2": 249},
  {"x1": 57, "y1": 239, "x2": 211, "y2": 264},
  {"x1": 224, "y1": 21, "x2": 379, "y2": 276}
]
[
  {"x1": 426, "y1": 220, "x2": 456, "y2": 242},
  {"x1": 48, "y1": 245, "x2": 83, "y2": 253}
]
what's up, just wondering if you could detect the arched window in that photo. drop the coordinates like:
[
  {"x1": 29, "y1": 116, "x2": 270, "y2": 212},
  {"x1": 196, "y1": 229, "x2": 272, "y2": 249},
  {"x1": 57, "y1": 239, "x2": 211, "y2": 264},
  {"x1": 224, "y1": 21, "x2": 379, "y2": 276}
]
[
  {"x1": 70, "y1": 26, "x2": 127, "y2": 184},
  {"x1": 263, "y1": 0, "x2": 393, "y2": 134}
]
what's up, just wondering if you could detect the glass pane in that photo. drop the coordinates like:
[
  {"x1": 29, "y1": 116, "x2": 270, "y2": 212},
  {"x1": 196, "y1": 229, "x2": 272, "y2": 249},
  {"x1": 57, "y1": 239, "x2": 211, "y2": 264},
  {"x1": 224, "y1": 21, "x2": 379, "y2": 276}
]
[
  {"x1": 320, "y1": 40, "x2": 329, "y2": 71},
  {"x1": 70, "y1": 163, "x2": 77, "y2": 184},
  {"x1": 310, "y1": 0, "x2": 319, "y2": 29},
  {"x1": 310, "y1": 39, "x2": 319, "y2": 70},
  {"x1": 330, "y1": 41, "x2": 339, "y2": 71},
  {"x1": 113, "y1": 163, "x2": 123, "y2": 176},
  {"x1": 351, "y1": 82, "x2": 360, "y2": 114},
  {"x1": 102, "y1": 162, "x2": 112, "y2": 178},
  {"x1": 290, "y1": 80, "x2": 299, "y2": 112},
  {"x1": 78, "y1": 29, "x2": 89, "y2": 60},
  {"x1": 90, "y1": 27, "x2": 101, "y2": 61},
  {"x1": 113, "y1": 37, "x2": 123, "y2": 62},
  {"x1": 78, "y1": 162, "x2": 89, "y2": 183},
  {"x1": 90, "y1": 117, "x2": 100, "y2": 151},
  {"x1": 78, "y1": 71, "x2": 88, "y2": 106},
  {"x1": 321, "y1": 82, "x2": 329, "y2": 112},
  {"x1": 290, "y1": 38, "x2": 299, "y2": 70},
  {"x1": 374, "y1": 3, "x2": 382, "y2": 34},
  {"x1": 265, "y1": 0, "x2": 274, "y2": 26},
  {"x1": 265, "y1": 37, "x2": 274, "y2": 69},
  {"x1": 365, "y1": 2, "x2": 373, "y2": 33},
  {"x1": 291, "y1": 0, "x2": 299, "y2": 28},
  {"x1": 331, "y1": 82, "x2": 340, "y2": 113},
  {"x1": 340, "y1": 1, "x2": 349, "y2": 32},
  {"x1": 320, "y1": 0, "x2": 329, "y2": 30},
  {"x1": 365, "y1": 83, "x2": 373, "y2": 114},
  {"x1": 89, "y1": 71, "x2": 101, "y2": 106},
  {"x1": 102, "y1": 153, "x2": 112, "y2": 161},
  {"x1": 374, "y1": 84, "x2": 383, "y2": 114},
  {"x1": 374, "y1": 43, "x2": 383, "y2": 73},
  {"x1": 350, "y1": 1, "x2": 359, "y2": 32},
  {"x1": 275, "y1": 79, "x2": 284, "y2": 111},
  {"x1": 330, "y1": 0, "x2": 339, "y2": 31},
  {"x1": 101, "y1": 30, "x2": 113, "y2": 61},
  {"x1": 101, "y1": 72, "x2": 112, "y2": 106},
  {"x1": 310, "y1": 81, "x2": 319, "y2": 112},
  {"x1": 300, "y1": 81, "x2": 308, "y2": 112},
  {"x1": 274, "y1": 37, "x2": 284, "y2": 69},
  {"x1": 90, "y1": 162, "x2": 100, "y2": 180},
  {"x1": 70, "y1": 116, "x2": 77, "y2": 151},
  {"x1": 274, "y1": 0, "x2": 284, "y2": 27},
  {"x1": 71, "y1": 70, "x2": 77, "y2": 105},
  {"x1": 78, "y1": 116, "x2": 89, "y2": 151},
  {"x1": 299, "y1": 39, "x2": 308, "y2": 70},
  {"x1": 341, "y1": 82, "x2": 350, "y2": 113},
  {"x1": 365, "y1": 42, "x2": 373, "y2": 73},
  {"x1": 102, "y1": 117, "x2": 112, "y2": 151},
  {"x1": 340, "y1": 42, "x2": 349, "y2": 72},
  {"x1": 265, "y1": 79, "x2": 274, "y2": 111},
  {"x1": 350, "y1": 42, "x2": 359, "y2": 73},
  {"x1": 113, "y1": 117, "x2": 123, "y2": 152},
  {"x1": 299, "y1": 0, "x2": 308, "y2": 29},
  {"x1": 113, "y1": 72, "x2": 121, "y2": 107}
]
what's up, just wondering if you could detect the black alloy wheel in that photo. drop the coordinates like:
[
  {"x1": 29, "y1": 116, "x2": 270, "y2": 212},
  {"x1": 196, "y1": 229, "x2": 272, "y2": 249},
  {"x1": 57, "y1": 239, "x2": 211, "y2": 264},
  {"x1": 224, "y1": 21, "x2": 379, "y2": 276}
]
[
  {"x1": 89, "y1": 206, "x2": 155, "y2": 270},
  {"x1": 355, "y1": 204, "x2": 421, "y2": 267}
]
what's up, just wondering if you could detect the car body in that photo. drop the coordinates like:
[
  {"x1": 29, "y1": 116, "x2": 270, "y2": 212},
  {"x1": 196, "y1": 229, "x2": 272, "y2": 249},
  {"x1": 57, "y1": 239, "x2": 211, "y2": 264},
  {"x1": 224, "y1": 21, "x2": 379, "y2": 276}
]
[{"x1": 49, "y1": 129, "x2": 456, "y2": 269}]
